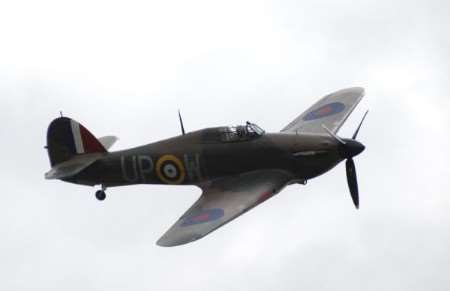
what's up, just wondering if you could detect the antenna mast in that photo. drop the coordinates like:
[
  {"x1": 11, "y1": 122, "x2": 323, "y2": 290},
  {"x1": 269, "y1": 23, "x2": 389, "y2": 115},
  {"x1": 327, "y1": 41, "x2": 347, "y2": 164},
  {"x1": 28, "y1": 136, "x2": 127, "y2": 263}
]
[{"x1": 178, "y1": 110, "x2": 186, "y2": 135}]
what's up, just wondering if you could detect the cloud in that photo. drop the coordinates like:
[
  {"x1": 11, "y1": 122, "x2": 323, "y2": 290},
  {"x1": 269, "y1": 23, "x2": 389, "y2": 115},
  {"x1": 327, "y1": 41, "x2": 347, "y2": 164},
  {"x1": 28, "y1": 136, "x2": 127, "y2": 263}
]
[{"x1": 1, "y1": 0, "x2": 449, "y2": 290}]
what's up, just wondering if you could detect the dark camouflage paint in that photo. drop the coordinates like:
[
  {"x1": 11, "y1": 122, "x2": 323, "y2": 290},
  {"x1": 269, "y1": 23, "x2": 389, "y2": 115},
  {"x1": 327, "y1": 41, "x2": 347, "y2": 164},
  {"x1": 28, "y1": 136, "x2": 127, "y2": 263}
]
[{"x1": 66, "y1": 127, "x2": 344, "y2": 187}]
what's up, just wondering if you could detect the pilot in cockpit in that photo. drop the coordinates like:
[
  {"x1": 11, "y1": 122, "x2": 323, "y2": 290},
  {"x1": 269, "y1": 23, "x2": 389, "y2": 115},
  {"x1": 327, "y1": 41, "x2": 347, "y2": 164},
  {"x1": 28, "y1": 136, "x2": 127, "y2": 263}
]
[
  {"x1": 220, "y1": 122, "x2": 265, "y2": 142},
  {"x1": 236, "y1": 125, "x2": 247, "y2": 138}
]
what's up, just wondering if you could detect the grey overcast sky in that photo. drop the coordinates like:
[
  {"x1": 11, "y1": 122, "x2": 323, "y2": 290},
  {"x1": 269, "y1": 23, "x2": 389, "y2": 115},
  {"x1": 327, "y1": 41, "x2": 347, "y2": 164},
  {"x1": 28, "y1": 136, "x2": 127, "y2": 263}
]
[{"x1": 1, "y1": 0, "x2": 450, "y2": 290}]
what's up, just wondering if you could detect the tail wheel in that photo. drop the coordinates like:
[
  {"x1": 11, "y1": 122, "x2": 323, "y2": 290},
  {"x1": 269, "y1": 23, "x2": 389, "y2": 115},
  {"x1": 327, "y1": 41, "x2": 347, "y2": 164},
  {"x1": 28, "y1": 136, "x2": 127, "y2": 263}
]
[{"x1": 95, "y1": 190, "x2": 106, "y2": 201}]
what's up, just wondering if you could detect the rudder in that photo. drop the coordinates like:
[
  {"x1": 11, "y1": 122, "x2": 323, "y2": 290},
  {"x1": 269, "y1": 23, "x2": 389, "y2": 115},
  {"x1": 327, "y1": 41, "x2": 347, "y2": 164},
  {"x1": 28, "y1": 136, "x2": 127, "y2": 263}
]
[{"x1": 46, "y1": 117, "x2": 107, "y2": 166}]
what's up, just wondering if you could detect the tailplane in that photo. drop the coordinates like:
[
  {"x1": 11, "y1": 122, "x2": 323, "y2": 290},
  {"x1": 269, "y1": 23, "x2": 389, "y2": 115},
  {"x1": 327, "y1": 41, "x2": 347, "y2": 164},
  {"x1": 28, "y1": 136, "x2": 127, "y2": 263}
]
[{"x1": 46, "y1": 117, "x2": 107, "y2": 167}]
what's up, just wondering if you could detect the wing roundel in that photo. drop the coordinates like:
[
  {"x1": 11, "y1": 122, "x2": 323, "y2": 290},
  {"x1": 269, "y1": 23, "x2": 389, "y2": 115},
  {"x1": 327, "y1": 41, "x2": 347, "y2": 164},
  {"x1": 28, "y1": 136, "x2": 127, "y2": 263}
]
[{"x1": 156, "y1": 170, "x2": 293, "y2": 247}]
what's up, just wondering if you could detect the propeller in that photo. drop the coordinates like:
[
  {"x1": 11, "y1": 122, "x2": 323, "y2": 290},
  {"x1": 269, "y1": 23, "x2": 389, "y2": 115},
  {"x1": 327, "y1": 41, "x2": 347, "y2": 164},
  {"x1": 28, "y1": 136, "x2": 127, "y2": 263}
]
[
  {"x1": 323, "y1": 110, "x2": 368, "y2": 209},
  {"x1": 352, "y1": 110, "x2": 369, "y2": 140},
  {"x1": 345, "y1": 110, "x2": 368, "y2": 209},
  {"x1": 346, "y1": 158, "x2": 359, "y2": 208}
]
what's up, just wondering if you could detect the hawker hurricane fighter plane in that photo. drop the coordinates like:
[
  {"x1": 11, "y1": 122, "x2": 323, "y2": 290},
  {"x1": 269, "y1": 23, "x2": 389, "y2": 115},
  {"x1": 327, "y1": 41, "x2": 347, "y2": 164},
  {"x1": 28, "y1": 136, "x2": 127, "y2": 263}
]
[{"x1": 45, "y1": 87, "x2": 367, "y2": 247}]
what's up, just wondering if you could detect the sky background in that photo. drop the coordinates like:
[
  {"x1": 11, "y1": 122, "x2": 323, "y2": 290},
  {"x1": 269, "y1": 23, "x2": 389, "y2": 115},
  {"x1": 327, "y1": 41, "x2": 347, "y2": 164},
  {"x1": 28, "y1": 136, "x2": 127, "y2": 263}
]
[{"x1": 1, "y1": 0, "x2": 450, "y2": 290}]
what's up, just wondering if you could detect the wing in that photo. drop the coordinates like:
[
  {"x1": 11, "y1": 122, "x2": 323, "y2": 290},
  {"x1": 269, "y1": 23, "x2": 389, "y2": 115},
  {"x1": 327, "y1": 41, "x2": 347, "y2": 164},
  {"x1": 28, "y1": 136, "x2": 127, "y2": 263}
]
[
  {"x1": 281, "y1": 87, "x2": 365, "y2": 134},
  {"x1": 157, "y1": 170, "x2": 293, "y2": 247}
]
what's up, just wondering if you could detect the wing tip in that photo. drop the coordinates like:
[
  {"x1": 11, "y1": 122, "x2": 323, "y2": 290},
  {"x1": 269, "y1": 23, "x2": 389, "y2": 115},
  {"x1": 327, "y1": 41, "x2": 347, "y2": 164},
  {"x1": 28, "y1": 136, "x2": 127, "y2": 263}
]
[
  {"x1": 156, "y1": 240, "x2": 178, "y2": 247},
  {"x1": 339, "y1": 86, "x2": 365, "y2": 97},
  {"x1": 156, "y1": 237, "x2": 181, "y2": 247},
  {"x1": 156, "y1": 234, "x2": 203, "y2": 247}
]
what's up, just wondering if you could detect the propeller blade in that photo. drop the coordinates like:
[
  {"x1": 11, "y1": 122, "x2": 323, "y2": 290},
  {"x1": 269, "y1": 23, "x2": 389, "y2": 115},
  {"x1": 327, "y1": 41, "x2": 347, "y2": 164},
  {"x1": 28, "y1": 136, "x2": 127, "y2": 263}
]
[
  {"x1": 346, "y1": 158, "x2": 359, "y2": 209},
  {"x1": 352, "y1": 110, "x2": 369, "y2": 140}
]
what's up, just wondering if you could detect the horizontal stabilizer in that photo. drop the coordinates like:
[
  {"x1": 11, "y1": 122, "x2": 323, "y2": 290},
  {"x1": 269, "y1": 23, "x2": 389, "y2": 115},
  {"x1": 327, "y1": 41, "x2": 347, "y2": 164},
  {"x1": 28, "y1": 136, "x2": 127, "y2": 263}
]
[
  {"x1": 45, "y1": 153, "x2": 103, "y2": 180},
  {"x1": 98, "y1": 136, "x2": 118, "y2": 150}
]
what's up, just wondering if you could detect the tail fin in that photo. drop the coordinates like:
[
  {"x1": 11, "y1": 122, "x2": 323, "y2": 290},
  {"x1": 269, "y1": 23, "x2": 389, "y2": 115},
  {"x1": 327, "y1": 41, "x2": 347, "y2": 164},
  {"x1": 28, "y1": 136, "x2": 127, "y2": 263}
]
[{"x1": 46, "y1": 117, "x2": 107, "y2": 166}]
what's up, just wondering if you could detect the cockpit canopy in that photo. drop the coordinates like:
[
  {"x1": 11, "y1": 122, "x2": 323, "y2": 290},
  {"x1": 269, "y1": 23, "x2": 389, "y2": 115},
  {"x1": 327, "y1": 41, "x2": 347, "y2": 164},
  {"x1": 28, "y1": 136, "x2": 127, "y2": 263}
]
[
  {"x1": 201, "y1": 122, "x2": 265, "y2": 144},
  {"x1": 220, "y1": 122, "x2": 265, "y2": 142}
]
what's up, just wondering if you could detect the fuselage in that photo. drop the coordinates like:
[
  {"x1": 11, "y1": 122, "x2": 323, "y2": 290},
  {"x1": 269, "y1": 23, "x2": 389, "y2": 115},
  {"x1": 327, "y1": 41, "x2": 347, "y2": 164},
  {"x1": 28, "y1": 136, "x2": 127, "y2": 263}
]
[{"x1": 68, "y1": 127, "x2": 344, "y2": 187}]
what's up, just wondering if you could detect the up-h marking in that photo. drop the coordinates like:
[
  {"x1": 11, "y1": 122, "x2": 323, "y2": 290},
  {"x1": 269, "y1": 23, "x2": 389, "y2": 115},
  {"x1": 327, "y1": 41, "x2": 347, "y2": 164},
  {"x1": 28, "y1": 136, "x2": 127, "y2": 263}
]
[{"x1": 120, "y1": 153, "x2": 202, "y2": 184}]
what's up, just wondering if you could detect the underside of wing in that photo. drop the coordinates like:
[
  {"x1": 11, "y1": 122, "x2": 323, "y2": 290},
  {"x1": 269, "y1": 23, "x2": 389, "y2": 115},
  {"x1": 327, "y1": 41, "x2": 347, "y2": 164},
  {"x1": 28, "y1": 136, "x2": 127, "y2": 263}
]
[
  {"x1": 157, "y1": 170, "x2": 293, "y2": 247},
  {"x1": 282, "y1": 87, "x2": 365, "y2": 135}
]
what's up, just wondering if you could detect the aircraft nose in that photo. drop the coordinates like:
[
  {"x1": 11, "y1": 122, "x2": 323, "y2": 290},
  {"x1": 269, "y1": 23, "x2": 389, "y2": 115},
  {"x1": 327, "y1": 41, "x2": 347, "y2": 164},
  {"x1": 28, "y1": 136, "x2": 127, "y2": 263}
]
[{"x1": 339, "y1": 139, "x2": 365, "y2": 159}]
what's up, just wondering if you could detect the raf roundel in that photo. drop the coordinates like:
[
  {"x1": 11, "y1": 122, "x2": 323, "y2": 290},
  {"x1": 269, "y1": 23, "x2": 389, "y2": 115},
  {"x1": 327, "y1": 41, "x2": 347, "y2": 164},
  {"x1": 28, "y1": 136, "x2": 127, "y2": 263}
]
[
  {"x1": 181, "y1": 208, "x2": 225, "y2": 227},
  {"x1": 303, "y1": 102, "x2": 346, "y2": 121},
  {"x1": 156, "y1": 154, "x2": 186, "y2": 184}
]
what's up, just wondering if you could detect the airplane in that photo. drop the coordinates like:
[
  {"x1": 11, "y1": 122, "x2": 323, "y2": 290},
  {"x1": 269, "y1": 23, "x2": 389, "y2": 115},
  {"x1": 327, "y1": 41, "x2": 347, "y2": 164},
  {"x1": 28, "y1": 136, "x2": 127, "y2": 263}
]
[{"x1": 45, "y1": 87, "x2": 367, "y2": 247}]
